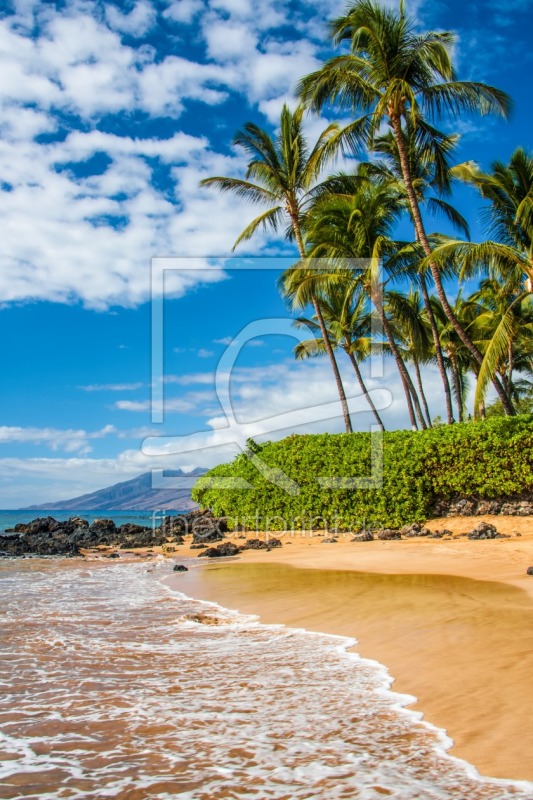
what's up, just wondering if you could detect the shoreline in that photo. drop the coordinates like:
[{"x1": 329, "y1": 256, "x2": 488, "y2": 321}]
[{"x1": 165, "y1": 514, "x2": 533, "y2": 783}]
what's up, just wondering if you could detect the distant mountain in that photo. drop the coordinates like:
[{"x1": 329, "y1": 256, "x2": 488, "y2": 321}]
[{"x1": 24, "y1": 469, "x2": 207, "y2": 511}]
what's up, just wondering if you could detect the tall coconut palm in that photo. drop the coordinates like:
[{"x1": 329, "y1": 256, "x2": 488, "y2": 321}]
[
  {"x1": 298, "y1": 171, "x2": 427, "y2": 429},
  {"x1": 469, "y1": 280, "x2": 533, "y2": 412},
  {"x1": 386, "y1": 288, "x2": 434, "y2": 427},
  {"x1": 297, "y1": 0, "x2": 515, "y2": 415},
  {"x1": 200, "y1": 104, "x2": 354, "y2": 432},
  {"x1": 431, "y1": 294, "x2": 476, "y2": 422},
  {"x1": 450, "y1": 147, "x2": 533, "y2": 293},
  {"x1": 369, "y1": 126, "x2": 469, "y2": 424},
  {"x1": 431, "y1": 148, "x2": 533, "y2": 409},
  {"x1": 289, "y1": 281, "x2": 386, "y2": 430}
]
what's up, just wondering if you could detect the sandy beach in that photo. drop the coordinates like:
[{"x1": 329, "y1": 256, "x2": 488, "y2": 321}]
[{"x1": 164, "y1": 515, "x2": 533, "y2": 783}]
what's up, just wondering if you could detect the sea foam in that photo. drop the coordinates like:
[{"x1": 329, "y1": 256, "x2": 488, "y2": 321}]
[{"x1": 0, "y1": 558, "x2": 531, "y2": 799}]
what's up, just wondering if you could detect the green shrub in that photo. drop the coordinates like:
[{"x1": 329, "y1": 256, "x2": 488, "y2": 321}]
[{"x1": 192, "y1": 415, "x2": 533, "y2": 529}]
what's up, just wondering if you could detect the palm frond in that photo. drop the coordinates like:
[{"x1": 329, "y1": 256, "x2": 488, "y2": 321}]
[
  {"x1": 474, "y1": 294, "x2": 527, "y2": 409},
  {"x1": 233, "y1": 206, "x2": 284, "y2": 249}
]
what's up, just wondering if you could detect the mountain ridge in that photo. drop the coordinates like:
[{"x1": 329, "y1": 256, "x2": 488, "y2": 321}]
[{"x1": 23, "y1": 469, "x2": 206, "y2": 511}]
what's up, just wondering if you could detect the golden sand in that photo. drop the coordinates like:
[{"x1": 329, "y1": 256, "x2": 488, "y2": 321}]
[{"x1": 162, "y1": 515, "x2": 533, "y2": 782}]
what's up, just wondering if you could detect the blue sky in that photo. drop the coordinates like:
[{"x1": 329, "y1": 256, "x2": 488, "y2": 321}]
[{"x1": 0, "y1": 0, "x2": 532, "y2": 506}]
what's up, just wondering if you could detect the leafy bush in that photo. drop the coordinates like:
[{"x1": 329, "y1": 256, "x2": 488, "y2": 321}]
[{"x1": 192, "y1": 416, "x2": 533, "y2": 529}]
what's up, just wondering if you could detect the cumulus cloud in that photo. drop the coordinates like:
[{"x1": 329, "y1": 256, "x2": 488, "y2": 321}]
[
  {"x1": 105, "y1": 1, "x2": 156, "y2": 36},
  {"x1": 0, "y1": 0, "x2": 325, "y2": 309},
  {"x1": 162, "y1": 0, "x2": 205, "y2": 24},
  {"x1": 0, "y1": 424, "x2": 116, "y2": 454}
]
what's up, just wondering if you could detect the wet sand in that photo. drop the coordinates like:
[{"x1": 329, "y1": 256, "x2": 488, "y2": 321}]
[{"x1": 166, "y1": 516, "x2": 533, "y2": 782}]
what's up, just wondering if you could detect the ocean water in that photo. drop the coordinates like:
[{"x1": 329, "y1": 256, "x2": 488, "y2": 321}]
[
  {"x1": 1, "y1": 557, "x2": 532, "y2": 800},
  {"x1": 0, "y1": 510, "x2": 186, "y2": 534}
]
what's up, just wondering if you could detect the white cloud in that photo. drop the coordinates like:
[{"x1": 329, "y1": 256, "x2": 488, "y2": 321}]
[
  {"x1": 142, "y1": 357, "x2": 452, "y2": 466},
  {"x1": 204, "y1": 21, "x2": 258, "y2": 60},
  {"x1": 197, "y1": 348, "x2": 214, "y2": 358},
  {"x1": 163, "y1": 0, "x2": 205, "y2": 24},
  {"x1": 0, "y1": 357, "x2": 455, "y2": 506},
  {"x1": 105, "y1": 1, "x2": 156, "y2": 36},
  {"x1": 0, "y1": 424, "x2": 116, "y2": 454},
  {"x1": 0, "y1": 0, "x2": 343, "y2": 309},
  {"x1": 79, "y1": 382, "x2": 144, "y2": 392},
  {"x1": 0, "y1": 130, "x2": 244, "y2": 307},
  {"x1": 114, "y1": 398, "x2": 195, "y2": 412},
  {"x1": 0, "y1": 448, "x2": 206, "y2": 506}
]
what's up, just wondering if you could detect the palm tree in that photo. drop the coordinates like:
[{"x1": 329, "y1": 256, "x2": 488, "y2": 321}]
[
  {"x1": 297, "y1": 0, "x2": 515, "y2": 415},
  {"x1": 386, "y1": 288, "x2": 434, "y2": 427},
  {"x1": 200, "y1": 104, "x2": 354, "y2": 432},
  {"x1": 299, "y1": 171, "x2": 427, "y2": 429},
  {"x1": 369, "y1": 126, "x2": 469, "y2": 424},
  {"x1": 451, "y1": 147, "x2": 533, "y2": 293},
  {"x1": 431, "y1": 294, "x2": 476, "y2": 422},
  {"x1": 431, "y1": 148, "x2": 533, "y2": 409},
  {"x1": 288, "y1": 281, "x2": 386, "y2": 430},
  {"x1": 469, "y1": 280, "x2": 533, "y2": 412}
]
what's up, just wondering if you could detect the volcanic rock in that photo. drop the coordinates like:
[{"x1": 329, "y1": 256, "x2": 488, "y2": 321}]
[
  {"x1": 377, "y1": 529, "x2": 402, "y2": 540},
  {"x1": 352, "y1": 530, "x2": 374, "y2": 542}
]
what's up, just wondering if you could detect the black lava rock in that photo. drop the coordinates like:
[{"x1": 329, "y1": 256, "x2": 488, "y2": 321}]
[
  {"x1": 352, "y1": 530, "x2": 374, "y2": 542},
  {"x1": 377, "y1": 529, "x2": 402, "y2": 540},
  {"x1": 467, "y1": 522, "x2": 499, "y2": 540},
  {"x1": 242, "y1": 538, "x2": 282, "y2": 550},
  {"x1": 198, "y1": 542, "x2": 242, "y2": 558}
]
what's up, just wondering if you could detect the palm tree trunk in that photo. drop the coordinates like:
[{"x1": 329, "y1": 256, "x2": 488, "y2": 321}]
[
  {"x1": 346, "y1": 350, "x2": 385, "y2": 431},
  {"x1": 450, "y1": 354, "x2": 464, "y2": 423},
  {"x1": 419, "y1": 274, "x2": 454, "y2": 424},
  {"x1": 313, "y1": 298, "x2": 353, "y2": 433},
  {"x1": 413, "y1": 357, "x2": 432, "y2": 428},
  {"x1": 371, "y1": 287, "x2": 419, "y2": 429},
  {"x1": 390, "y1": 114, "x2": 516, "y2": 416},
  {"x1": 507, "y1": 340, "x2": 514, "y2": 397},
  {"x1": 405, "y1": 365, "x2": 428, "y2": 430},
  {"x1": 291, "y1": 214, "x2": 353, "y2": 433}
]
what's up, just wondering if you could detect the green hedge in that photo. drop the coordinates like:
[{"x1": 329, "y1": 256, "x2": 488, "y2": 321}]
[{"x1": 191, "y1": 415, "x2": 533, "y2": 530}]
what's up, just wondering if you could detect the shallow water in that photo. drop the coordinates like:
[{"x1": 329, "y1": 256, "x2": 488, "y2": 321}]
[{"x1": 0, "y1": 558, "x2": 532, "y2": 799}]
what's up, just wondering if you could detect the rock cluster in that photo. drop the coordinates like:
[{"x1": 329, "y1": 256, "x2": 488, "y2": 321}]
[
  {"x1": 401, "y1": 522, "x2": 432, "y2": 537},
  {"x1": 198, "y1": 537, "x2": 283, "y2": 558},
  {"x1": 433, "y1": 496, "x2": 533, "y2": 517},
  {"x1": 243, "y1": 537, "x2": 282, "y2": 550},
  {"x1": 377, "y1": 529, "x2": 402, "y2": 540},
  {"x1": 351, "y1": 530, "x2": 374, "y2": 542},
  {"x1": 467, "y1": 522, "x2": 511, "y2": 540},
  {"x1": 0, "y1": 510, "x2": 228, "y2": 557}
]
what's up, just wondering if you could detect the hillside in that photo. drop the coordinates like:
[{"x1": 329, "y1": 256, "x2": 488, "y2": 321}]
[{"x1": 24, "y1": 469, "x2": 206, "y2": 511}]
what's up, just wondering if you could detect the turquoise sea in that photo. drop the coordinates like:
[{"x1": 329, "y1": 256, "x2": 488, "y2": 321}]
[{"x1": 0, "y1": 509, "x2": 187, "y2": 534}]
